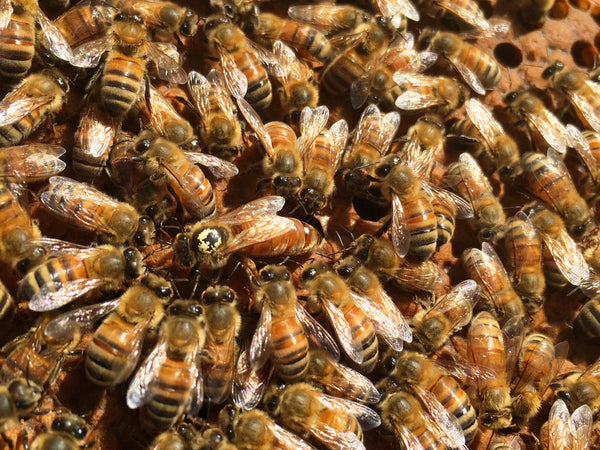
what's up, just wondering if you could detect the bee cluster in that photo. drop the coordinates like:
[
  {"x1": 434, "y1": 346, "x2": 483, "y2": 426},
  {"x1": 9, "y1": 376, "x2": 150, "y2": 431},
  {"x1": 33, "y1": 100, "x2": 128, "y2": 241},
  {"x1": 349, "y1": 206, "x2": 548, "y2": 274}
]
[{"x1": 0, "y1": 0, "x2": 600, "y2": 448}]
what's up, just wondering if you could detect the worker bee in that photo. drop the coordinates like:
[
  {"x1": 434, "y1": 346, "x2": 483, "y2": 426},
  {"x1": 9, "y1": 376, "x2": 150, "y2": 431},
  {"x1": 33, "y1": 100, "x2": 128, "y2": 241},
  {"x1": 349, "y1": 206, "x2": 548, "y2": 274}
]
[
  {"x1": 446, "y1": 152, "x2": 506, "y2": 242},
  {"x1": 121, "y1": 0, "x2": 198, "y2": 37},
  {"x1": 305, "y1": 349, "x2": 380, "y2": 404},
  {"x1": 19, "y1": 242, "x2": 144, "y2": 312},
  {"x1": 200, "y1": 285, "x2": 241, "y2": 404},
  {"x1": 127, "y1": 300, "x2": 206, "y2": 432},
  {"x1": 85, "y1": 274, "x2": 172, "y2": 388},
  {"x1": 0, "y1": 378, "x2": 42, "y2": 441},
  {"x1": 71, "y1": 13, "x2": 186, "y2": 118},
  {"x1": 0, "y1": 0, "x2": 72, "y2": 78},
  {"x1": 416, "y1": 29, "x2": 501, "y2": 95},
  {"x1": 342, "y1": 103, "x2": 401, "y2": 199},
  {"x1": 52, "y1": 1, "x2": 116, "y2": 49},
  {"x1": 264, "y1": 382, "x2": 380, "y2": 450},
  {"x1": 573, "y1": 295, "x2": 600, "y2": 340},
  {"x1": 0, "y1": 143, "x2": 65, "y2": 183},
  {"x1": 298, "y1": 119, "x2": 349, "y2": 214},
  {"x1": 40, "y1": 176, "x2": 155, "y2": 246},
  {"x1": 462, "y1": 243, "x2": 525, "y2": 324},
  {"x1": 27, "y1": 413, "x2": 91, "y2": 450},
  {"x1": 0, "y1": 68, "x2": 69, "y2": 147},
  {"x1": 521, "y1": 150, "x2": 594, "y2": 238},
  {"x1": 418, "y1": 0, "x2": 505, "y2": 35},
  {"x1": 394, "y1": 72, "x2": 467, "y2": 116},
  {"x1": 452, "y1": 98, "x2": 521, "y2": 179},
  {"x1": 172, "y1": 196, "x2": 323, "y2": 270},
  {"x1": 249, "y1": 264, "x2": 339, "y2": 381},
  {"x1": 411, "y1": 279, "x2": 480, "y2": 352},
  {"x1": 287, "y1": 5, "x2": 373, "y2": 32}
]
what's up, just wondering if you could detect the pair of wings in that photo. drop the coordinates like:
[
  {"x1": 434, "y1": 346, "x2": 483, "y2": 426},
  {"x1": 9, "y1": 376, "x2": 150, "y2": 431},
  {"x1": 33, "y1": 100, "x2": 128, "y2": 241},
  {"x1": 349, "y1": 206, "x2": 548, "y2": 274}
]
[
  {"x1": 547, "y1": 400, "x2": 593, "y2": 450},
  {"x1": 0, "y1": 144, "x2": 65, "y2": 183}
]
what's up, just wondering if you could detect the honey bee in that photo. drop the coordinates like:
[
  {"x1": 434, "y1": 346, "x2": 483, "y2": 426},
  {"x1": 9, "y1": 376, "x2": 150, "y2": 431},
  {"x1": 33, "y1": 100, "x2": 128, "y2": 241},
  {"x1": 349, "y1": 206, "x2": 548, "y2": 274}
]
[
  {"x1": 0, "y1": 68, "x2": 69, "y2": 147},
  {"x1": 518, "y1": 0, "x2": 557, "y2": 28},
  {"x1": 521, "y1": 150, "x2": 594, "y2": 238},
  {"x1": 85, "y1": 274, "x2": 172, "y2": 388},
  {"x1": 200, "y1": 285, "x2": 241, "y2": 404},
  {"x1": 27, "y1": 413, "x2": 91, "y2": 450},
  {"x1": 462, "y1": 243, "x2": 525, "y2": 324},
  {"x1": 172, "y1": 196, "x2": 323, "y2": 270},
  {"x1": 305, "y1": 349, "x2": 381, "y2": 404},
  {"x1": 418, "y1": 0, "x2": 505, "y2": 35},
  {"x1": 0, "y1": 143, "x2": 66, "y2": 183},
  {"x1": 287, "y1": 5, "x2": 372, "y2": 32},
  {"x1": 249, "y1": 264, "x2": 339, "y2": 381},
  {"x1": 342, "y1": 103, "x2": 401, "y2": 199},
  {"x1": 0, "y1": 0, "x2": 72, "y2": 78},
  {"x1": 511, "y1": 333, "x2": 568, "y2": 428},
  {"x1": 411, "y1": 279, "x2": 480, "y2": 352},
  {"x1": 132, "y1": 135, "x2": 238, "y2": 221},
  {"x1": 19, "y1": 242, "x2": 144, "y2": 312},
  {"x1": 299, "y1": 119, "x2": 349, "y2": 214},
  {"x1": 0, "y1": 378, "x2": 42, "y2": 439},
  {"x1": 219, "y1": 406, "x2": 316, "y2": 450},
  {"x1": 417, "y1": 29, "x2": 501, "y2": 95},
  {"x1": 264, "y1": 382, "x2": 380, "y2": 450},
  {"x1": 452, "y1": 98, "x2": 521, "y2": 179},
  {"x1": 393, "y1": 72, "x2": 467, "y2": 116},
  {"x1": 574, "y1": 295, "x2": 600, "y2": 340},
  {"x1": 127, "y1": 299, "x2": 206, "y2": 432},
  {"x1": 503, "y1": 212, "x2": 545, "y2": 311},
  {"x1": 52, "y1": 1, "x2": 116, "y2": 49},
  {"x1": 40, "y1": 176, "x2": 156, "y2": 246},
  {"x1": 122, "y1": 0, "x2": 198, "y2": 38},
  {"x1": 71, "y1": 13, "x2": 186, "y2": 118},
  {"x1": 446, "y1": 152, "x2": 506, "y2": 242}
]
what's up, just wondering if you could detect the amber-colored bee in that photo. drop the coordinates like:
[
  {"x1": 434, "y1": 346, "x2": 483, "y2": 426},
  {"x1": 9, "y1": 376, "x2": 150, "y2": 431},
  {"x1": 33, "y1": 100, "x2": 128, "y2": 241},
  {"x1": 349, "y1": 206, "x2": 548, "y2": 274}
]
[
  {"x1": 304, "y1": 349, "x2": 381, "y2": 404},
  {"x1": 287, "y1": 4, "x2": 373, "y2": 32},
  {"x1": 342, "y1": 103, "x2": 401, "y2": 198},
  {"x1": 411, "y1": 279, "x2": 480, "y2": 352},
  {"x1": 249, "y1": 265, "x2": 338, "y2": 381},
  {"x1": 467, "y1": 311, "x2": 512, "y2": 429},
  {"x1": 541, "y1": 399, "x2": 593, "y2": 450},
  {"x1": 264, "y1": 382, "x2": 380, "y2": 450},
  {"x1": 40, "y1": 176, "x2": 155, "y2": 246},
  {"x1": 120, "y1": 0, "x2": 198, "y2": 37},
  {"x1": 0, "y1": 143, "x2": 66, "y2": 183},
  {"x1": 71, "y1": 13, "x2": 186, "y2": 118},
  {"x1": 52, "y1": 1, "x2": 116, "y2": 49},
  {"x1": 28, "y1": 413, "x2": 91, "y2": 450},
  {"x1": 172, "y1": 196, "x2": 322, "y2": 270},
  {"x1": 446, "y1": 152, "x2": 506, "y2": 242},
  {"x1": 570, "y1": 130, "x2": 600, "y2": 207},
  {"x1": 394, "y1": 72, "x2": 467, "y2": 116},
  {"x1": 521, "y1": 151, "x2": 594, "y2": 238},
  {"x1": 127, "y1": 300, "x2": 206, "y2": 432},
  {"x1": 19, "y1": 243, "x2": 144, "y2": 312},
  {"x1": 200, "y1": 285, "x2": 241, "y2": 404},
  {"x1": 0, "y1": 68, "x2": 69, "y2": 147},
  {"x1": 462, "y1": 243, "x2": 525, "y2": 324},
  {"x1": 0, "y1": 378, "x2": 42, "y2": 439},
  {"x1": 85, "y1": 274, "x2": 171, "y2": 388},
  {"x1": 451, "y1": 98, "x2": 521, "y2": 179},
  {"x1": 0, "y1": 0, "x2": 72, "y2": 78},
  {"x1": 419, "y1": 0, "x2": 504, "y2": 35}
]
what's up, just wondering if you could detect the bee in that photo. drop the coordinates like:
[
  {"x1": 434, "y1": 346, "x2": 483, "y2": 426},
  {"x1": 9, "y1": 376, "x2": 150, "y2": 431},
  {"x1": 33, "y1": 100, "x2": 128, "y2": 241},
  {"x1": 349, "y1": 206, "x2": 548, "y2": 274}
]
[
  {"x1": 172, "y1": 196, "x2": 323, "y2": 270},
  {"x1": 52, "y1": 1, "x2": 116, "y2": 49},
  {"x1": 462, "y1": 243, "x2": 525, "y2": 324},
  {"x1": 150, "y1": 422, "x2": 205, "y2": 450},
  {"x1": 200, "y1": 285, "x2": 241, "y2": 404},
  {"x1": 122, "y1": 0, "x2": 198, "y2": 38},
  {"x1": 342, "y1": 104, "x2": 401, "y2": 199},
  {"x1": 446, "y1": 152, "x2": 506, "y2": 242},
  {"x1": 132, "y1": 135, "x2": 238, "y2": 221},
  {"x1": 298, "y1": 119, "x2": 349, "y2": 214},
  {"x1": 521, "y1": 150, "x2": 594, "y2": 238},
  {"x1": 287, "y1": 5, "x2": 373, "y2": 32},
  {"x1": 40, "y1": 176, "x2": 155, "y2": 246},
  {"x1": 417, "y1": 29, "x2": 501, "y2": 95},
  {"x1": 0, "y1": 143, "x2": 66, "y2": 183},
  {"x1": 451, "y1": 98, "x2": 521, "y2": 179},
  {"x1": 219, "y1": 406, "x2": 316, "y2": 450},
  {"x1": 0, "y1": 68, "x2": 69, "y2": 147},
  {"x1": 85, "y1": 274, "x2": 172, "y2": 388},
  {"x1": 393, "y1": 72, "x2": 467, "y2": 116},
  {"x1": 71, "y1": 13, "x2": 186, "y2": 118},
  {"x1": 518, "y1": 0, "x2": 556, "y2": 28},
  {"x1": 264, "y1": 382, "x2": 380, "y2": 450},
  {"x1": 0, "y1": 0, "x2": 72, "y2": 78},
  {"x1": 19, "y1": 243, "x2": 144, "y2": 312},
  {"x1": 27, "y1": 413, "x2": 91, "y2": 450},
  {"x1": 419, "y1": 0, "x2": 503, "y2": 35},
  {"x1": 570, "y1": 130, "x2": 600, "y2": 207},
  {"x1": 411, "y1": 279, "x2": 480, "y2": 352},
  {"x1": 249, "y1": 264, "x2": 339, "y2": 381},
  {"x1": 305, "y1": 349, "x2": 381, "y2": 404},
  {"x1": 127, "y1": 300, "x2": 206, "y2": 432},
  {"x1": 511, "y1": 333, "x2": 568, "y2": 428},
  {"x1": 573, "y1": 295, "x2": 600, "y2": 340},
  {"x1": 0, "y1": 378, "x2": 42, "y2": 440}
]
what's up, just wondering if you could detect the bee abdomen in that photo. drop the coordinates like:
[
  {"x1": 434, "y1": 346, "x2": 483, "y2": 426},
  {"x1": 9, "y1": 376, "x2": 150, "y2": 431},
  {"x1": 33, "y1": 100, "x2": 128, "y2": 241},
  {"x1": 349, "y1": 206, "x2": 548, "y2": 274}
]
[
  {"x1": 0, "y1": 14, "x2": 35, "y2": 79},
  {"x1": 101, "y1": 54, "x2": 144, "y2": 117}
]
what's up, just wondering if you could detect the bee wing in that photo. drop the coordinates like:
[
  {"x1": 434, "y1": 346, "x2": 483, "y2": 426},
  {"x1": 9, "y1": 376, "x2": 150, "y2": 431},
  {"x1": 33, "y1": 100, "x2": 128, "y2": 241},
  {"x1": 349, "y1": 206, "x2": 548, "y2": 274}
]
[
  {"x1": 570, "y1": 404, "x2": 593, "y2": 450},
  {"x1": 448, "y1": 152, "x2": 492, "y2": 207},
  {"x1": 247, "y1": 38, "x2": 285, "y2": 77},
  {"x1": 204, "y1": 330, "x2": 237, "y2": 404},
  {"x1": 296, "y1": 303, "x2": 340, "y2": 361},
  {"x1": 187, "y1": 360, "x2": 203, "y2": 416},
  {"x1": 524, "y1": 108, "x2": 568, "y2": 154},
  {"x1": 548, "y1": 399, "x2": 572, "y2": 450},
  {"x1": 76, "y1": 102, "x2": 117, "y2": 161},
  {"x1": 319, "y1": 393, "x2": 381, "y2": 430},
  {"x1": 233, "y1": 348, "x2": 271, "y2": 410},
  {"x1": 566, "y1": 124, "x2": 592, "y2": 161},
  {"x1": 27, "y1": 277, "x2": 107, "y2": 312},
  {"x1": 391, "y1": 422, "x2": 426, "y2": 450},
  {"x1": 287, "y1": 6, "x2": 364, "y2": 31},
  {"x1": 423, "y1": 182, "x2": 474, "y2": 219},
  {"x1": 220, "y1": 215, "x2": 302, "y2": 255},
  {"x1": 0, "y1": 0, "x2": 12, "y2": 30},
  {"x1": 36, "y1": 9, "x2": 73, "y2": 63},
  {"x1": 305, "y1": 119, "x2": 347, "y2": 168},
  {"x1": 297, "y1": 106, "x2": 330, "y2": 158},
  {"x1": 424, "y1": 279, "x2": 480, "y2": 329},
  {"x1": 145, "y1": 41, "x2": 187, "y2": 84},
  {"x1": 126, "y1": 338, "x2": 169, "y2": 409},
  {"x1": 374, "y1": 0, "x2": 420, "y2": 23},
  {"x1": 204, "y1": 195, "x2": 285, "y2": 225},
  {"x1": 435, "y1": 0, "x2": 491, "y2": 34},
  {"x1": 323, "y1": 359, "x2": 381, "y2": 403},
  {"x1": 542, "y1": 228, "x2": 589, "y2": 286},
  {"x1": 48, "y1": 298, "x2": 121, "y2": 330},
  {"x1": 391, "y1": 260, "x2": 444, "y2": 293},
  {"x1": 309, "y1": 426, "x2": 365, "y2": 450},
  {"x1": 352, "y1": 104, "x2": 400, "y2": 155},
  {"x1": 183, "y1": 151, "x2": 239, "y2": 178},
  {"x1": 26, "y1": 237, "x2": 95, "y2": 258},
  {"x1": 0, "y1": 95, "x2": 54, "y2": 127},
  {"x1": 393, "y1": 73, "x2": 445, "y2": 109},
  {"x1": 465, "y1": 98, "x2": 504, "y2": 147},
  {"x1": 272, "y1": 422, "x2": 317, "y2": 450},
  {"x1": 569, "y1": 90, "x2": 600, "y2": 134},
  {"x1": 145, "y1": 86, "x2": 181, "y2": 137},
  {"x1": 219, "y1": 47, "x2": 248, "y2": 100},
  {"x1": 0, "y1": 144, "x2": 66, "y2": 182},
  {"x1": 391, "y1": 195, "x2": 410, "y2": 258},
  {"x1": 70, "y1": 36, "x2": 113, "y2": 68},
  {"x1": 236, "y1": 96, "x2": 273, "y2": 157},
  {"x1": 434, "y1": 358, "x2": 496, "y2": 384},
  {"x1": 350, "y1": 73, "x2": 373, "y2": 110},
  {"x1": 446, "y1": 55, "x2": 486, "y2": 95},
  {"x1": 321, "y1": 298, "x2": 364, "y2": 364},
  {"x1": 249, "y1": 301, "x2": 272, "y2": 371}
]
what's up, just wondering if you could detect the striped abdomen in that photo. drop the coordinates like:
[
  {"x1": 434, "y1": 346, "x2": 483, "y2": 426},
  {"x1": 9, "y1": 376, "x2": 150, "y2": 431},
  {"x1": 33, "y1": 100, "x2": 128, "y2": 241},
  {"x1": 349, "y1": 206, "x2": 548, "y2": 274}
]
[
  {"x1": 54, "y1": 4, "x2": 114, "y2": 48},
  {"x1": 431, "y1": 195, "x2": 456, "y2": 246},
  {"x1": 574, "y1": 298, "x2": 600, "y2": 339},
  {"x1": 271, "y1": 17, "x2": 333, "y2": 63},
  {"x1": 101, "y1": 52, "x2": 145, "y2": 117},
  {"x1": 338, "y1": 300, "x2": 378, "y2": 373},
  {"x1": 0, "y1": 95, "x2": 47, "y2": 147},
  {"x1": 402, "y1": 193, "x2": 437, "y2": 261},
  {"x1": 321, "y1": 49, "x2": 366, "y2": 95},
  {"x1": 244, "y1": 218, "x2": 321, "y2": 257},
  {"x1": 234, "y1": 50, "x2": 271, "y2": 110},
  {"x1": 0, "y1": 184, "x2": 40, "y2": 265},
  {"x1": 0, "y1": 13, "x2": 35, "y2": 79},
  {"x1": 164, "y1": 161, "x2": 215, "y2": 221},
  {"x1": 269, "y1": 313, "x2": 309, "y2": 381},
  {"x1": 458, "y1": 42, "x2": 501, "y2": 88},
  {"x1": 0, "y1": 280, "x2": 13, "y2": 320}
]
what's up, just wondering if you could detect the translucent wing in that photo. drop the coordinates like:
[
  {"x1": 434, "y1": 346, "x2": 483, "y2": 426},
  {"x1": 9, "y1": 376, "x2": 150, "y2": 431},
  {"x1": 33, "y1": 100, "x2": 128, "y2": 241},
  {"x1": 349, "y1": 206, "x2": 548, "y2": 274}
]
[
  {"x1": 126, "y1": 338, "x2": 168, "y2": 408},
  {"x1": 26, "y1": 238, "x2": 96, "y2": 258},
  {"x1": 146, "y1": 41, "x2": 187, "y2": 84},
  {"x1": 392, "y1": 422, "x2": 426, "y2": 450},
  {"x1": 350, "y1": 74, "x2": 372, "y2": 110},
  {"x1": 319, "y1": 393, "x2": 381, "y2": 430},
  {"x1": 272, "y1": 422, "x2": 317, "y2": 450},
  {"x1": 570, "y1": 404, "x2": 593, "y2": 450},
  {"x1": 422, "y1": 279, "x2": 480, "y2": 329},
  {"x1": 287, "y1": 5, "x2": 367, "y2": 31},
  {"x1": 450, "y1": 152, "x2": 493, "y2": 208},
  {"x1": 542, "y1": 227, "x2": 589, "y2": 286},
  {"x1": 309, "y1": 425, "x2": 365, "y2": 450},
  {"x1": 247, "y1": 39, "x2": 284, "y2": 77},
  {"x1": 352, "y1": 104, "x2": 400, "y2": 156},
  {"x1": 219, "y1": 47, "x2": 248, "y2": 100},
  {"x1": 434, "y1": 358, "x2": 496, "y2": 384},
  {"x1": 249, "y1": 301, "x2": 271, "y2": 370},
  {"x1": 390, "y1": 260, "x2": 444, "y2": 293},
  {"x1": 70, "y1": 36, "x2": 113, "y2": 68},
  {"x1": 465, "y1": 98, "x2": 504, "y2": 147},
  {"x1": 321, "y1": 298, "x2": 364, "y2": 364},
  {"x1": 26, "y1": 278, "x2": 106, "y2": 312},
  {"x1": 236, "y1": 96, "x2": 273, "y2": 157},
  {"x1": 548, "y1": 399, "x2": 572, "y2": 450},
  {"x1": 36, "y1": 9, "x2": 73, "y2": 62},
  {"x1": 318, "y1": 358, "x2": 381, "y2": 403},
  {"x1": 189, "y1": 70, "x2": 236, "y2": 128},
  {"x1": 233, "y1": 348, "x2": 271, "y2": 410},
  {"x1": 423, "y1": 182, "x2": 474, "y2": 219},
  {"x1": 201, "y1": 196, "x2": 285, "y2": 226},
  {"x1": 374, "y1": 0, "x2": 420, "y2": 22},
  {"x1": 0, "y1": 0, "x2": 12, "y2": 30},
  {"x1": 524, "y1": 108, "x2": 568, "y2": 154},
  {"x1": 446, "y1": 56, "x2": 486, "y2": 95},
  {"x1": 184, "y1": 152, "x2": 239, "y2": 178},
  {"x1": 0, "y1": 144, "x2": 66, "y2": 182},
  {"x1": 187, "y1": 361, "x2": 203, "y2": 416},
  {"x1": 394, "y1": 73, "x2": 445, "y2": 109},
  {"x1": 569, "y1": 90, "x2": 600, "y2": 134},
  {"x1": 75, "y1": 102, "x2": 117, "y2": 162},
  {"x1": 436, "y1": 0, "x2": 491, "y2": 34},
  {"x1": 391, "y1": 195, "x2": 410, "y2": 258},
  {"x1": 297, "y1": 106, "x2": 330, "y2": 157},
  {"x1": 48, "y1": 298, "x2": 120, "y2": 329},
  {"x1": 296, "y1": 303, "x2": 340, "y2": 361},
  {"x1": 0, "y1": 94, "x2": 53, "y2": 127}
]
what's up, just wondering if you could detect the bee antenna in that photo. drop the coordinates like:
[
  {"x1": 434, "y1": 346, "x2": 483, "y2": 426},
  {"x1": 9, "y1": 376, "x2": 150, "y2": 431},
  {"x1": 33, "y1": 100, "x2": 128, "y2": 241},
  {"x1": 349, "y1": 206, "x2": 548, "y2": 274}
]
[
  {"x1": 142, "y1": 245, "x2": 169, "y2": 261},
  {"x1": 225, "y1": 260, "x2": 242, "y2": 283}
]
